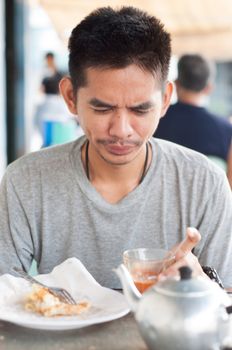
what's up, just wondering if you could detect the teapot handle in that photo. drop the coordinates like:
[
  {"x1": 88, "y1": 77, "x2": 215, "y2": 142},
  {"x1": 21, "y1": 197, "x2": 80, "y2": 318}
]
[
  {"x1": 225, "y1": 305, "x2": 232, "y2": 314},
  {"x1": 222, "y1": 305, "x2": 232, "y2": 350}
]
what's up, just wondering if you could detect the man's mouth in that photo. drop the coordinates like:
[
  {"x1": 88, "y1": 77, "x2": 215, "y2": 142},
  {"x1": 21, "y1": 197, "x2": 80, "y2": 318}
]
[
  {"x1": 106, "y1": 144, "x2": 135, "y2": 155},
  {"x1": 97, "y1": 139, "x2": 142, "y2": 156}
]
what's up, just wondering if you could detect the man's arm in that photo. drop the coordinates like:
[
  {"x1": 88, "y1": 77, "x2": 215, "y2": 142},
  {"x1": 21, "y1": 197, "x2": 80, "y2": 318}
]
[
  {"x1": 194, "y1": 172, "x2": 232, "y2": 289},
  {"x1": 0, "y1": 171, "x2": 34, "y2": 274},
  {"x1": 159, "y1": 172, "x2": 232, "y2": 289},
  {"x1": 227, "y1": 141, "x2": 232, "y2": 189}
]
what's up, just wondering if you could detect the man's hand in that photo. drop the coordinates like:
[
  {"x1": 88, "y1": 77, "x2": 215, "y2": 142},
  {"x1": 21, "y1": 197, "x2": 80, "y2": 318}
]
[{"x1": 159, "y1": 227, "x2": 206, "y2": 279}]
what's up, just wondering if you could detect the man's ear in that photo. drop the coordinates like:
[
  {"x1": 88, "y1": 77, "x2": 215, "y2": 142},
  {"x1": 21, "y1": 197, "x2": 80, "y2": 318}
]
[
  {"x1": 59, "y1": 77, "x2": 77, "y2": 114},
  {"x1": 161, "y1": 81, "x2": 173, "y2": 117}
]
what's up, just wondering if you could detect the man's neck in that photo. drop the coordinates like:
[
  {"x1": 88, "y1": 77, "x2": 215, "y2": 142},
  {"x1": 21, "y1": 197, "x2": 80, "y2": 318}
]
[
  {"x1": 177, "y1": 90, "x2": 206, "y2": 107},
  {"x1": 81, "y1": 141, "x2": 151, "y2": 203}
]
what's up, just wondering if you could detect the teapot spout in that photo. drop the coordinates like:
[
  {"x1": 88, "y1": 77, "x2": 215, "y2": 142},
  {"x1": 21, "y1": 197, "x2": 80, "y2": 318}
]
[{"x1": 114, "y1": 264, "x2": 141, "y2": 312}]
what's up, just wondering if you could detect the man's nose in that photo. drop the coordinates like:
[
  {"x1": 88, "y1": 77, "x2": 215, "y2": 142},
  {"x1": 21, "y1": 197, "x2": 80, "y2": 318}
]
[{"x1": 108, "y1": 110, "x2": 134, "y2": 139}]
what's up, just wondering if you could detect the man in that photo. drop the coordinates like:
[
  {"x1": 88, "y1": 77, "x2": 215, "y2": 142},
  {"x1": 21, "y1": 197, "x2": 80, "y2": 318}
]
[
  {"x1": 34, "y1": 73, "x2": 81, "y2": 148},
  {"x1": 43, "y1": 52, "x2": 61, "y2": 76},
  {"x1": 154, "y1": 54, "x2": 232, "y2": 188},
  {"x1": 41, "y1": 52, "x2": 64, "y2": 93},
  {"x1": 0, "y1": 7, "x2": 231, "y2": 289}
]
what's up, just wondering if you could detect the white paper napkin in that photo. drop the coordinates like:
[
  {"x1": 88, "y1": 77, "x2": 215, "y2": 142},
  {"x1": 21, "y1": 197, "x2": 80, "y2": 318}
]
[{"x1": 0, "y1": 258, "x2": 130, "y2": 330}]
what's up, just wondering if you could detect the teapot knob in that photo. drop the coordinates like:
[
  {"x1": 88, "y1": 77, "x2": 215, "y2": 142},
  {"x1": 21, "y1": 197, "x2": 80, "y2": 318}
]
[{"x1": 179, "y1": 266, "x2": 192, "y2": 280}]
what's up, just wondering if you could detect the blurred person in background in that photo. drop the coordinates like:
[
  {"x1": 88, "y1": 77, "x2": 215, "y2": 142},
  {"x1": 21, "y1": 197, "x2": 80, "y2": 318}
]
[
  {"x1": 40, "y1": 52, "x2": 64, "y2": 96},
  {"x1": 154, "y1": 54, "x2": 232, "y2": 188},
  {"x1": 42, "y1": 52, "x2": 63, "y2": 80},
  {"x1": 35, "y1": 52, "x2": 83, "y2": 147}
]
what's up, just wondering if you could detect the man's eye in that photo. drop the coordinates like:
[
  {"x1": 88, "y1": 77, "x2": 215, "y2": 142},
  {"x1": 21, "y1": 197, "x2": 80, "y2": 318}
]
[
  {"x1": 133, "y1": 109, "x2": 150, "y2": 115},
  {"x1": 93, "y1": 108, "x2": 111, "y2": 113}
]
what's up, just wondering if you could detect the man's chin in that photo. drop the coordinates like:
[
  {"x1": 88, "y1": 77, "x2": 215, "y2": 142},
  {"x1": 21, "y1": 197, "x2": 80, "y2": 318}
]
[
  {"x1": 100, "y1": 153, "x2": 135, "y2": 167},
  {"x1": 94, "y1": 141, "x2": 143, "y2": 165}
]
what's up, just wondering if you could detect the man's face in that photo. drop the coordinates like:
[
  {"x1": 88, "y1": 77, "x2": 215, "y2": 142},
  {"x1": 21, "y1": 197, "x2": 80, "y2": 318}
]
[{"x1": 62, "y1": 64, "x2": 172, "y2": 166}]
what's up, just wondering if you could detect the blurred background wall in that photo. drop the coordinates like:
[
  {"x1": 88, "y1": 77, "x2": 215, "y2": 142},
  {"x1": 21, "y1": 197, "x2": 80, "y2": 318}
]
[
  {"x1": 0, "y1": 1, "x2": 6, "y2": 179},
  {"x1": 1, "y1": 0, "x2": 232, "y2": 179}
]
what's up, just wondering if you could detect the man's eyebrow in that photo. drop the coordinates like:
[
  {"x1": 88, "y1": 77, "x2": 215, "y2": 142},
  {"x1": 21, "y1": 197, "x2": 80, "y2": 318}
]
[
  {"x1": 88, "y1": 98, "x2": 154, "y2": 109},
  {"x1": 89, "y1": 98, "x2": 116, "y2": 108},
  {"x1": 130, "y1": 101, "x2": 155, "y2": 109}
]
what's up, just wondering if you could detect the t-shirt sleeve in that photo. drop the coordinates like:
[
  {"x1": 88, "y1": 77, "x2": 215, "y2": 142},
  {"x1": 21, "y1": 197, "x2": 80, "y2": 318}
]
[
  {"x1": 196, "y1": 173, "x2": 232, "y2": 288},
  {"x1": 0, "y1": 172, "x2": 34, "y2": 274}
]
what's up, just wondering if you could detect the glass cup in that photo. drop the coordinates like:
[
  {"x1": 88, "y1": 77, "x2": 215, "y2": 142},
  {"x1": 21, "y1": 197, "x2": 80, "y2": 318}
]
[{"x1": 123, "y1": 248, "x2": 175, "y2": 293}]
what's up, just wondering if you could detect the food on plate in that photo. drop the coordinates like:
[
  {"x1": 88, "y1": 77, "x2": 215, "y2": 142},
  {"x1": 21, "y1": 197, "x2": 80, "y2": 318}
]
[{"x1": 25, "y1": 284, "x2": 90, "y2": 317}]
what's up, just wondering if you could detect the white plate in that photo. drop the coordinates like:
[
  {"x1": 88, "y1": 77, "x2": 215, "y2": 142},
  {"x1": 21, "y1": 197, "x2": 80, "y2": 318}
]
[{"x1": 0, "y1": 258, "x2": 130, "y2": 330}]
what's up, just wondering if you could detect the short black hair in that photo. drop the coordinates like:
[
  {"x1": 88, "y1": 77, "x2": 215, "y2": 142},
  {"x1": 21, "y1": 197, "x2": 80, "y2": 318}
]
[
  {"x1": 68, "y1": 6, "x2": 171, "y2": 91},
  {"x1": 45, "y1": 52, "x2": 54, "y2": 59},
  {"x1": 177, "y1": 54, "x2": 211, "y2": 92}
]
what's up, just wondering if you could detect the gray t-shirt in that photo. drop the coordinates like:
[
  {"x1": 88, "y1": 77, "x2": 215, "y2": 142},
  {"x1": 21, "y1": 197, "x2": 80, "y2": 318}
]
[{"x1": 0, "y1": 136, "x2": 232, "y2": 288}]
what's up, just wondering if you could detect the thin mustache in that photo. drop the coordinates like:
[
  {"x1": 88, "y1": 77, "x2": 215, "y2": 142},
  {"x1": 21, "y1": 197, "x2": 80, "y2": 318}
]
[{"x1": 98, "y1": 140, "x2": 141, "y2": 146}]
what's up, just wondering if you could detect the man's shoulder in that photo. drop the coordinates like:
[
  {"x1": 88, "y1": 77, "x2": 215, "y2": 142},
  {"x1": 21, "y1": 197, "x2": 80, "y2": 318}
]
[
  {"x1": 6, "y1": 138, "x2": 84, "y2": 179},
  {"x1": 163, "y1": 102, "x2": 199, "y2": 122},
  {"x1": 208, "y1": 112, "x2": 232, "y2": 133},
  {"x1": 166, "y1": 101, "x2": 195, "y2": 112},
  {"x1": 151, "y1": 138, "x2": 225, "y2": 179},
  {"x1": 164, "y1": 102, "x2": 181, "y2": 117}
]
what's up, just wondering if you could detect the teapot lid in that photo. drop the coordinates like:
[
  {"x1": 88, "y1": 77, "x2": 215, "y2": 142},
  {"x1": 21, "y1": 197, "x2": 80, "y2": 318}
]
[{"x1": 154, "y1": 266, "x2": 223, "y2": 297}]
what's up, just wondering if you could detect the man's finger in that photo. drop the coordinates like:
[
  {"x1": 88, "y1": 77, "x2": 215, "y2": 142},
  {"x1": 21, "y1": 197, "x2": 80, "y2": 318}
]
[{"x1": 175, "y1": 227, "x2": 201, "y2": 259}]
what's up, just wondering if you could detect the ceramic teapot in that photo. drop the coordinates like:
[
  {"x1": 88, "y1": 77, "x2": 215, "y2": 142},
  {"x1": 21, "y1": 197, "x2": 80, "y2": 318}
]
[{"x1": 115, "y1": 264, "x2": 232, "y2": 350}]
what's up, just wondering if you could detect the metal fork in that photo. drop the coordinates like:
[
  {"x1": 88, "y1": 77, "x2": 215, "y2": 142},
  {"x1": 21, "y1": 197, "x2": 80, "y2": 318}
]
[{"x1": 13, "y1": 267, "x2": 76, "y2": 305}]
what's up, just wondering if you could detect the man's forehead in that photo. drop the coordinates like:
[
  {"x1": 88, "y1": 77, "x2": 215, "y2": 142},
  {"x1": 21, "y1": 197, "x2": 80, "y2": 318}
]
[
  {"x1": 74, "y1": 66, "x2": 165, "y2": 106},
  {"x1": 83, "y1": 64, "x2": 164, "y2": 87}
]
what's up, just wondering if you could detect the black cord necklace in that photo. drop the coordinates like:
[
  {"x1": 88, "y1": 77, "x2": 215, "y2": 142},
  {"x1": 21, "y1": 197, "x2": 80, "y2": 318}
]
[{"x1": 85, "y1": 140, "x2": 149, "y2": 184}]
